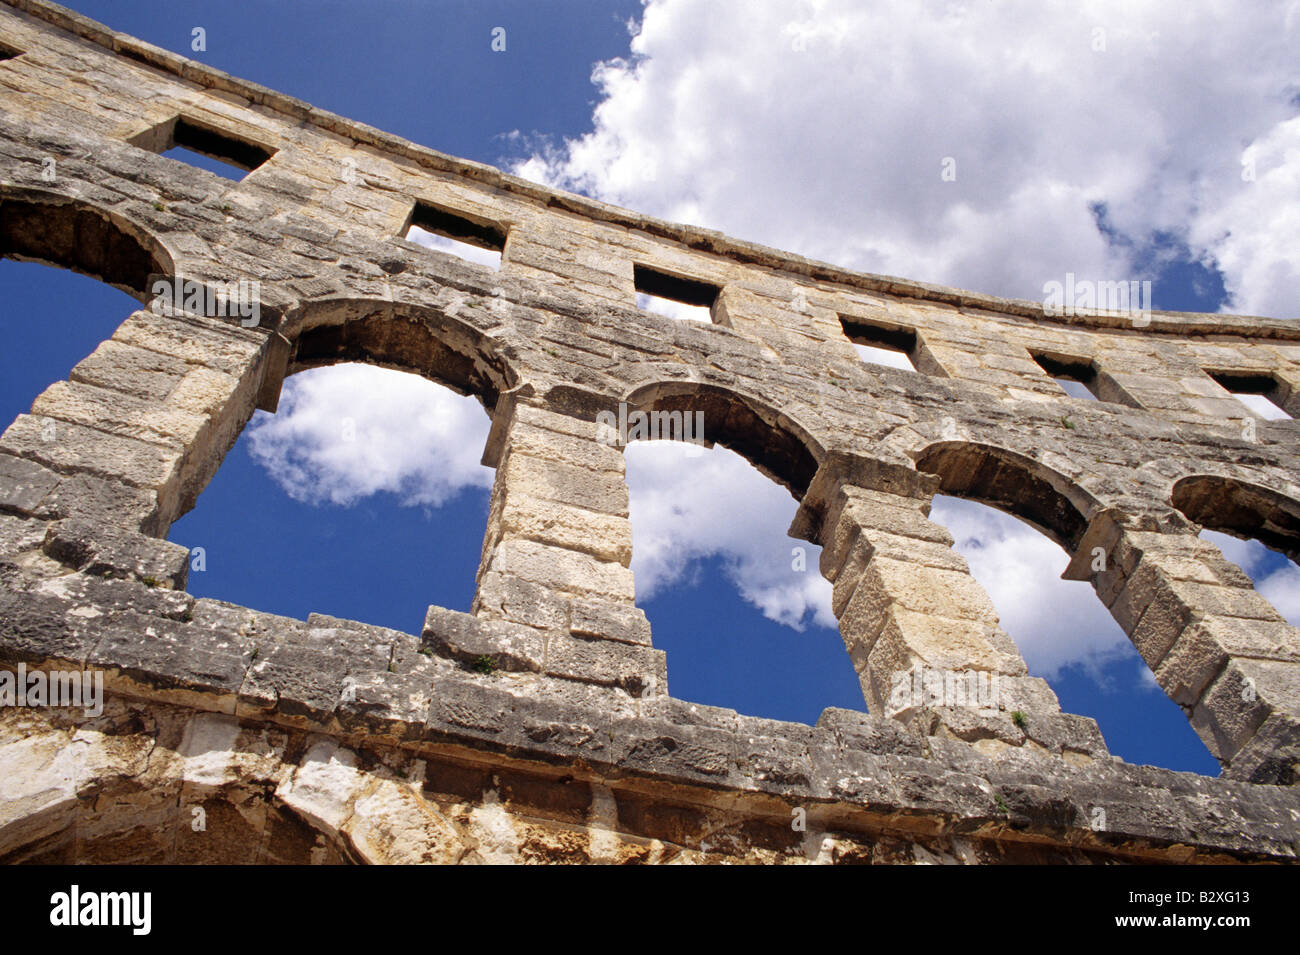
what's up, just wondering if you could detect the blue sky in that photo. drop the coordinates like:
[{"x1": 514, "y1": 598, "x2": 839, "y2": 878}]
[{"x1": 4, "y1": 1, "x2": 1299, "y2": 777}]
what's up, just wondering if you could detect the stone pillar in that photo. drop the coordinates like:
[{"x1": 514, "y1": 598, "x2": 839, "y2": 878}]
[
  {"x1": 1067, "y1": 509, "x2": 1300, "y2": 783},
  {"x1": 427, "y1": 393, "x2": 665, "y2": 696},
  {"x1": 793, "y1": 454, "x2": 1107, "y2": 759},
  {"x1": 0, "y1": 306, "x2": 284, "y2": 585}
]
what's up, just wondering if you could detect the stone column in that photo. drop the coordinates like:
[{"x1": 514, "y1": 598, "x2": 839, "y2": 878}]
[
  {"x1": 1066, "y1": 509, "x2": 1300, "y2": 783},
  {"x1": 427, "y1": 393, "x2": 666, "y2": 696},
  {"x1": 0, "y1": 305, "x2": 285, "y2": 585},
  {"x1": 793, "y1": 454, "x2": 1107, "y2": 759}
]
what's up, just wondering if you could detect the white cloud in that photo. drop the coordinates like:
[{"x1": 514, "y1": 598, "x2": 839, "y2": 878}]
[
  {"x1": 1201, "y1": 529, "x2": 1300, "y2": 625},
  {"x1": 625, "y1": 441, "x2": 835, "y2": 630},
  {"x1": 405, "y1": 226, "x2": 502, "y2": 270},
  {"x1": 930, "y1": 496, "x2": 1134, "y2": 679},
  {"x1": 245, "y1": 363, "x2": 495, "y2": 508},
  {"x1": 515, "y1": 0, "x2": 1300, "y2": 314},
  {"x1": 635, "y1": 292, "x2": 712, "y2": 322},
  {"x1": 1188, "y1": 115, "x2": 1300, "y2": 319}
]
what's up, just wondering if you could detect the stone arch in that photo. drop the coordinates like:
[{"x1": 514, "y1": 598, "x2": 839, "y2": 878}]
[
  {"x1": 162, "y1": 296, "x2": 524, "y2": 531},
  {"x1": 606, "y1": 380, "x2": 849, "y2": 720},
  {"x1": 160, "y1": 296, "x2": 523, "y2": 632},
  {"x1": 620, "y1": 381, "x2": 824, "y2": 498},
  {"x1": 0, "y1": 186, "x2": 175, "y2": 299},
  {"x1": 281, "y1": 297, "x2": 522, "y2": 412},
  {"x1": 913, "y1": 440, "x2": 1098, "y2": 552},
  {"x1": 1171, "y1": 474, "x2": 1300, "y2": 565}
]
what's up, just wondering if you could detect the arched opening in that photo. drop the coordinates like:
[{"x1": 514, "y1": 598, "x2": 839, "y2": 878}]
[
  {"x1": 165, "y1": 300, "x2": 516, "y2": 634},
  {"x1": 0, "y1": 189, "x2": 174, "y2": 301},
  {"x1": 0, "y1": 192, "x2": 176, "y2": 431},
  {"x1": 1172, "y1": 475, "x2": 1300, "y2": 626},
  {"x1": 286, "y1": 298, "x2": 515, "y2": 411},
  {"x1": 914, "y1": 441, "x2": 1092, "y2": 551},
  {"x1": 622, "y1": 382, "x2": 822, "y2": 498},
  {"x1": 916, "y1": 441, "x2": 1218, "y2": 774},
  {"x1": 1171, "y1": 475, "x2": 1300, "y2": 566},
  {"x1": 619, "y1": 384, "x2": 859, "y2": 724}
]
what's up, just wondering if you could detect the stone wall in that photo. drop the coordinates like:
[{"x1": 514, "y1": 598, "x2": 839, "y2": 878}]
[{"x1": 0, "y1": 0, "x2": 1297, "y2": 863}]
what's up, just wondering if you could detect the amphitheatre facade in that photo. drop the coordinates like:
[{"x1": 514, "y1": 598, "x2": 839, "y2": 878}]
[{"x1": 0, "y1": 0, "x2": 1297, "y2": 863}]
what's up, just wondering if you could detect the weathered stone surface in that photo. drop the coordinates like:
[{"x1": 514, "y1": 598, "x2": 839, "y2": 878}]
[
  {"x1": 569, "y1": 596, "x2": 653, "y2": 645},
  {"x1": 422, "y1": 604, "x2": 545, "y2": 673},
  {"x1": 0, "y1": 453, "x2": 59, "y2": 516},
  {"x1": 0, "y1": 0, "x2": 1298, "y2": 864}
]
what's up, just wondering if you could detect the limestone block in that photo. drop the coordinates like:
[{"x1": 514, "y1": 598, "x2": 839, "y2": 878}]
[
  {"x1": 42, "y1": 517, "x2": 191, "y2": 588},
  {"x1": 422, "y1": 605, "x2": 545, "y2": 673},
  {"x1": 110, "y1": 310, "x2": 264, "y2": 375},
  {"x1": 69, "y1": 339, "x2": 190, "y2": 401},
  {"x1": 865, "y1": 556, "x2": 1001, "y2": 624},
  {"x1": 864, "y1": 610, "x2": 1029, "y2": 707},
  {"x1": 473, "y1": 570, "x2": 570, "y2": 631},
  {"x1": 1154, "y1": 617, "x2": 1300, "y2": 706},
  {"x1": 543, "y1": 632, "x2": 666, "y2": 693},
  {"x1": 499, "y1": 450, "x2": 628, "y2": 517},
  {"x1": 1190, "y1": 659, "x2": 1300, "y2": 761},
  {"x1": 0, "y1": 452, "x2": 59, "y2": 516},
  {"x1": 568, "y1": 596, "x2": 653, "y2": 646},
  {"x1": 494, "y1": 494, "x2": 632, "y2": 566},
  {"x1": 32, "y1": 379, "x2": 208, "y2": 449},
  {"x1": 165, "y1": 367, "x2": 243, "y2": 418},
  {"x1": 505, "y1": 419, "x2": 626, "y2": 474},
  {"x1": 486, "y1": 538, "x2": 635, "y2": 602},
  {"x1": 0, "y1": 414, "x2": 181, "y2": 493}
]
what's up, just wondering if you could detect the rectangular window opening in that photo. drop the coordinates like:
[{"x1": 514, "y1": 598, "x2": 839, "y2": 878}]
[
  {"x1": 1032, "y1": 352, "x2": 1101, "y2": 401},
  {"x1": 404, "y1": 201, "x2": 506, "y2": 271},
  {"x1": 1206, "y1": 369, "x2": 1293, "y2": 421},
  {"x1": 840, "y1": 315, "x2": 918, "y2": 371},
  {"x1": 633, "y1": 264, "x2": 719, "y2": 323},
  {"x1": 131, "y1": 116, "x2": 275, "y2": 181}
]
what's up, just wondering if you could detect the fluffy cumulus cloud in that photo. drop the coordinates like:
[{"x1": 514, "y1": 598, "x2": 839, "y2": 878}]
[
  {"x1": 514, "y1": 0, "x2": 1300, "y2": 313},
  {"x1": 245, "y1": 364, "x2": 495, "y2": 507},
  {"x1": 624, "y1": 442, "x2": 835, "y2": 630},
  {"x1": 930, "y1": 497, "x2": 1136, "y2": 681},
  {"x1": 1188, "y1": 114, "x2": 1300, "y2": 318},
  {"x1": 1201, "y1": 530, "x2": 1300, "y2": 626}
]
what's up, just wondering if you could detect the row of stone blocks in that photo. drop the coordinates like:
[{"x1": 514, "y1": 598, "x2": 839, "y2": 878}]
[
  {"x1": 0, "y1": 292, "x2": 1294, "y2": 784},
  {"x1": 0, "y1": 306, "x2": 1298, "y2": 782},
  {"x1": 2, "y1": 538, "x2": 1298, "y2": 859}
]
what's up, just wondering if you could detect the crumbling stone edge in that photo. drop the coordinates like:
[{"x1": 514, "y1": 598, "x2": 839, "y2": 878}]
[{"x1": 1, "y1": 556, "x2": 1297, "y2": 863}]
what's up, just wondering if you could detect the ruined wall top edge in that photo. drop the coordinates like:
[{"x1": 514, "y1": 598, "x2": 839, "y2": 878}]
[{"x1": 2, "y1": 0, "x2": 1295, "y2": 341}]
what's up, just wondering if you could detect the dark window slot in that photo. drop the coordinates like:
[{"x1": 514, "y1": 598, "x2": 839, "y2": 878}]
[
  {"x1": 407, "y1": 201, "x2": 506, "y2": 252},
  {"x1": 172, "y1": 117, "x2": 273, "y2": 172},
  {"x1": 1032, "y1": 352, "x2": 1101, "y2": 399},
  {"x1": 633, "y1": 264, "x2": 719, "y2": 308},
  {"x1": 840, "y1": 315, "x2": 917, "y2": 354},
  {"x1": 1205, "y1": 369, "x2": 1292, "y2": 419},
  {"x1": 1205, "y1": 369, "x2": 1278, "y2": 396}
]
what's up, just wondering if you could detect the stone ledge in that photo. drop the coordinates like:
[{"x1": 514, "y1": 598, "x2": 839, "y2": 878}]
[
  {"x1": 7, "y1": 0, "x2": 1298, "y2": 342},
  {"x1": 0, "y1": 569, "x2": 1296, "y2": 861}
]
